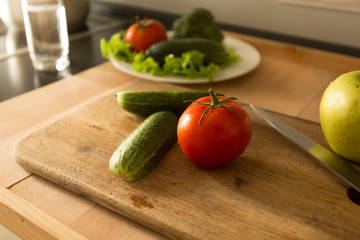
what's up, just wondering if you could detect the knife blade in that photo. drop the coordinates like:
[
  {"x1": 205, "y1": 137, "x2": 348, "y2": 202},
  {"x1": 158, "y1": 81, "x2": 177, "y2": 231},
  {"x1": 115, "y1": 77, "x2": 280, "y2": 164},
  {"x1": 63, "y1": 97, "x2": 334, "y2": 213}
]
[{"x1": 250, "y1": 104, "x2": 360, "y2": 193}]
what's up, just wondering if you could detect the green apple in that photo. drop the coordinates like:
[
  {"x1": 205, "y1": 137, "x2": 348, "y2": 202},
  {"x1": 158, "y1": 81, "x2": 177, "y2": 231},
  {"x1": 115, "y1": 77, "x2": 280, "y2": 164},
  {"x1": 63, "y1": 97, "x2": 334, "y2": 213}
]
[{"x1": 319, "y1": 70, "x2": 360, "y2": 163}]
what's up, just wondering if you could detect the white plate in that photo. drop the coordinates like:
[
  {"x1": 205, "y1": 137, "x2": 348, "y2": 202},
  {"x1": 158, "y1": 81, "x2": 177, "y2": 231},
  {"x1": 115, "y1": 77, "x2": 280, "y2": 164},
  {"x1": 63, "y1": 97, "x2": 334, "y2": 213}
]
[{"x1": 110, "y1": 36, "x2": 261, "y2": 84}]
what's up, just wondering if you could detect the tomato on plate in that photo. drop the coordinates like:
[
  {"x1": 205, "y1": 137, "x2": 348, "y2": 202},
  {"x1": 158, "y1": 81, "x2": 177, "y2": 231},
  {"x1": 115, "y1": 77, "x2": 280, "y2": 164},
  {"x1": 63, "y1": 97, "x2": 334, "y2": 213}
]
[
  {"x1": 125, "y1": 18, "x2": 167, "y2": 52},
  {"x1": 177, "y1": 89, "x2": 252, "y2": 168}
]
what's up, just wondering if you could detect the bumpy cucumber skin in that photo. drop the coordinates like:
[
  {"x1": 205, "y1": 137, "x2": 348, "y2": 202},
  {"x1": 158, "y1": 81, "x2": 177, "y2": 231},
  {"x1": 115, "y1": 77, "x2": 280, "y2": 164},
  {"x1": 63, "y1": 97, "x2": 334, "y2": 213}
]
[
  {"x1": 116, "y1": 91, "x2": 223, "y2": 116},
  {"x1": 109, "y1": 111, "x2": 178, "y2": 181},
  {"x1": 145, "y1": 38, "x2": 228, "y2": 65}
]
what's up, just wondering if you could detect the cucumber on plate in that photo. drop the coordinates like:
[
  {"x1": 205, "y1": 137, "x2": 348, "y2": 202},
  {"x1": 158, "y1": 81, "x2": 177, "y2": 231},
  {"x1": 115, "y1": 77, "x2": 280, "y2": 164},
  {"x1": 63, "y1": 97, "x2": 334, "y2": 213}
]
[{"x1": 145, "y1": 38, "x2": 229, "y2": 65}]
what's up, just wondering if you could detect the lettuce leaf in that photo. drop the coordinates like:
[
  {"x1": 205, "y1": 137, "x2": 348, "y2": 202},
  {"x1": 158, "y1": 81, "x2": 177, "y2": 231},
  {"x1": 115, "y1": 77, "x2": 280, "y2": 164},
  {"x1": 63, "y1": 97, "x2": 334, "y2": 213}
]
[
  {"x1": 100, "y1": 31, "x2": 136, "y2": 62},
  {"x1": 161, "y1": 51, "x2": 221, "y2": 81}
]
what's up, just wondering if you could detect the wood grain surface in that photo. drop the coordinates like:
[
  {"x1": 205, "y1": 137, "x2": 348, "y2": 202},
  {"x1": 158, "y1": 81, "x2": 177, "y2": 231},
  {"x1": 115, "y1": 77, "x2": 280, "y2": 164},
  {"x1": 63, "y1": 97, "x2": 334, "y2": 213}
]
[
  {"x1": 3, "y1": 30, "x2": 360, "y2": 239},
  {"x1": 13, "y1": 80, "x2": 360, "y2": 240}
]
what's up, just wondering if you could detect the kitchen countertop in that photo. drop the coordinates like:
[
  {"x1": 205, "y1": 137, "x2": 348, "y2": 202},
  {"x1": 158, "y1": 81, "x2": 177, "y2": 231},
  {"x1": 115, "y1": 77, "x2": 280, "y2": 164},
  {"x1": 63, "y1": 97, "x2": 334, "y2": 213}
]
[{"x1": 1, "y1": 29, "x2": 360, "y2": 239}]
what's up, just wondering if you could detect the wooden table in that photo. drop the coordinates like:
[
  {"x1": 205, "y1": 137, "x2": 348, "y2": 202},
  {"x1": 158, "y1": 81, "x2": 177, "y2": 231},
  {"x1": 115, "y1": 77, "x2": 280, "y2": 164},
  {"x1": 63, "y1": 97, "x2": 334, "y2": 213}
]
[{"x1": 1, "y1": 31, "x2": 360, "y2": 239}]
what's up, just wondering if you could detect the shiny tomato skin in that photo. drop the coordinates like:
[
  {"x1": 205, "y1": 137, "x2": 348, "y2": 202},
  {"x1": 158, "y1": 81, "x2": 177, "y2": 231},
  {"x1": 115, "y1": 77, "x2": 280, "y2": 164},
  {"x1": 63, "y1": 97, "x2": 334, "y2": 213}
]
[
  {"x1": 177, "y1": 96, "x2": 252, "y2": 168},
  {"x1": 125, "y1": 19, "x2": 167, "y2": 52}
]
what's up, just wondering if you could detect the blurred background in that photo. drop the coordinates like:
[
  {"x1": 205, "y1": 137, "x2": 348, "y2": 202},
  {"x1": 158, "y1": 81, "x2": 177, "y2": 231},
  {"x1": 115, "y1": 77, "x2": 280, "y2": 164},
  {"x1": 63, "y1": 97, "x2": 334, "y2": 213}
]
[
  {"x1": 1, "y1": 0, "x2": 358, "y2": 102},
  {"x1": 91, "y1": 0, "x2": 360, "y2": 49}
]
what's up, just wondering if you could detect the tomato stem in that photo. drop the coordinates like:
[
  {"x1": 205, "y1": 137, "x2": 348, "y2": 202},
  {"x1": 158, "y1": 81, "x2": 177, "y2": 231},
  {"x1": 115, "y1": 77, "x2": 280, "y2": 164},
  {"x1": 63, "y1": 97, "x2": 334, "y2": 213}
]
[
  {"x1": 185, "y1": 89, "x2": 242, "y2": 125},
  {"x1": 134, "y1": 16, "x2": 153, "y2": 30},
  {"x1": 209, "y1": 88, "x2": 220, "y2": 105}
]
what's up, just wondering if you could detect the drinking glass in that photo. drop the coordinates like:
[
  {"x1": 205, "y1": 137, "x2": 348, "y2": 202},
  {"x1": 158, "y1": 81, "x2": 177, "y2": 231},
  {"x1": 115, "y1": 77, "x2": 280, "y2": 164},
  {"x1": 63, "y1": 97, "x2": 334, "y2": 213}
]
[{"x1": 21, "y1": 0, "x2": 70, "y2": 71}]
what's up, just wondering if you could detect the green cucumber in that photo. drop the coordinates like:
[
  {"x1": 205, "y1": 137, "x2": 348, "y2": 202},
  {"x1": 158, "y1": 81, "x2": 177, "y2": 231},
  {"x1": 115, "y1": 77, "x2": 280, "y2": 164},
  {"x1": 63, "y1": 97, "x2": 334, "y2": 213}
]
[
  {"x1": 116, "y1": 90, "x2": 223, "y2": 116},
  {"x1": 109, "y1": 111, "x2": 178, "y2": 181},
  {"x1": 145, "y1": 38, "x2": 228, "y2": 65}
]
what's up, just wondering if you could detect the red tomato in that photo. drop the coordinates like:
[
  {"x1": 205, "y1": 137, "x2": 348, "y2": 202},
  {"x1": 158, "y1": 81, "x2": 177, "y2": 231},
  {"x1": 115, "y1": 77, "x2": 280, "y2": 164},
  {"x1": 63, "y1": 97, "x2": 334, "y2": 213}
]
[
  {"x1": 125, "y1": 18, "x2": 167, "y2": 52},
  {"x1": 177, "y1": 90, "x2": 252, "y2": 168}
]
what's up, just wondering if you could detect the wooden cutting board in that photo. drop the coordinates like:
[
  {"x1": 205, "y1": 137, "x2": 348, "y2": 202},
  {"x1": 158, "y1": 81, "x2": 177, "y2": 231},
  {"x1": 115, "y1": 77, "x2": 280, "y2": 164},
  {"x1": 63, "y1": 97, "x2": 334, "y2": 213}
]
[{"x1": 14, "y1": 80, "x2": 360, "y2": 240}]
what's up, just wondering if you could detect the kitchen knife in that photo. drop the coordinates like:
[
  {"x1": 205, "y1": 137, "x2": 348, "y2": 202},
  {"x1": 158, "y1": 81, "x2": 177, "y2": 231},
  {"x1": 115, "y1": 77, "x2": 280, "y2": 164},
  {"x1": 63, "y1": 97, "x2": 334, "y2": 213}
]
[{"x1": 250, "y1": 105, "x2": 360, "y2": 193}]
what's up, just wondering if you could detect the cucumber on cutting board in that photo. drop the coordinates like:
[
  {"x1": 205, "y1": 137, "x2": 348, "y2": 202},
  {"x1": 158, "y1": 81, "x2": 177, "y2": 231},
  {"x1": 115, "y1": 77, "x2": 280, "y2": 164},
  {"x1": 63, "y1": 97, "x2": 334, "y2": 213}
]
[
  {"x1": 109, "y1": 111, "x2": 178, "y2": 181},
  {"x1": 116, "y1": 90, "x2": 223, "y2": 116}
]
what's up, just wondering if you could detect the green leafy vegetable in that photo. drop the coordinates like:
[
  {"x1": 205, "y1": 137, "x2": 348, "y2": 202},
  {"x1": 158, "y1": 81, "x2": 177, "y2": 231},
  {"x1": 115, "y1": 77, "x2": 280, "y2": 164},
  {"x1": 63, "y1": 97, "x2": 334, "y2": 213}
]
[
  {"x1": 220, "y1": 47, "x2": 240, "y2": 68},
  {"x1": 133, "y1": 53, "x2": 162, "y2": 76},
  {"x1": 162, "y1": 51, "x2": 221, "y2": 80},
  {"x1": 100, "y1": 31, "x2": 239, "y2": 81},
  {"x1": 172, "y1": 8, "x2": 224, "y2": 42},
  {"x1": 100, "y1": 31, "x2": 136, "y2": 62}
]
